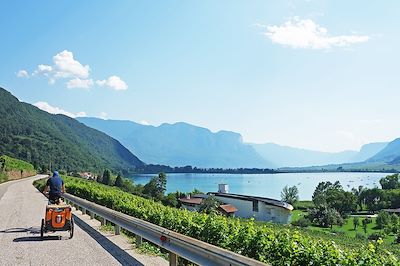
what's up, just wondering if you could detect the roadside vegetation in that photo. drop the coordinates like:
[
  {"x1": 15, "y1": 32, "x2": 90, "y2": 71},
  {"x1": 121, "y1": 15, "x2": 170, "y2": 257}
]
[
  {"x1": 0, "y1": 155, "x2": 36, "y2": 183},
  {"x1": 34, "y1": 175, "x2": 398, "y2": 265}
]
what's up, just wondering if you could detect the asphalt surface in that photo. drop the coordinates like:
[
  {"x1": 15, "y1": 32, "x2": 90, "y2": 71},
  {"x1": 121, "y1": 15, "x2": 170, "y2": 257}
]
[{"x1": 0, "y1": 175, "x2": 122, "y2": 266}]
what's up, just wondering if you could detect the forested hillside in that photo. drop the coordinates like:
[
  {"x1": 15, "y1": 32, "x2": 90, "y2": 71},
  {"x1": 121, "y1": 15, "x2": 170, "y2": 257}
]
[{"x1": 0, "y1": 87, "x2": 144, "y2": 173}]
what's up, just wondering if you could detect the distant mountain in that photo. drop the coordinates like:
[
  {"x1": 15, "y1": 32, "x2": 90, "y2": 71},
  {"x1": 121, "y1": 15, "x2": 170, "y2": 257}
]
[
  {"x1": 77, "y1": 117, "x2": 272, "y2": 168},
  {"x1": 368, "y1": 138, "x2": 400, "y2": 164},
  {"x1": 252, "y1": 142, "x2": 388, "y2": 168},
  {"x1": 355, "y1": 142, "x2": 390, "y2": 162},
  {"x1": 0, "y1": 87, "x2": 144, "y2": 173}
]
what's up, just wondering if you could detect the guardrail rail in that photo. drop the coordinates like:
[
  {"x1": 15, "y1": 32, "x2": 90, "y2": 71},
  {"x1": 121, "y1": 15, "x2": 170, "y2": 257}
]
[{"x1": 63, "y1": 193, "x2": 268, "y2": 266}]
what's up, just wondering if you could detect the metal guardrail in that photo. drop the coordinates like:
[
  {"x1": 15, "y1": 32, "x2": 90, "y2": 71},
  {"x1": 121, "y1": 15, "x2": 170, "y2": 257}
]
[{"x1": 63, "y1": 193, "x2": 268, "y2": 266}]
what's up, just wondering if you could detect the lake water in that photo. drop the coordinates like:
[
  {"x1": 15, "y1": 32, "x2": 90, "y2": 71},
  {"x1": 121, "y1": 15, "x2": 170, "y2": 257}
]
[{"x1": 129, "y1": 172, "x2": 389, "y2": 200}]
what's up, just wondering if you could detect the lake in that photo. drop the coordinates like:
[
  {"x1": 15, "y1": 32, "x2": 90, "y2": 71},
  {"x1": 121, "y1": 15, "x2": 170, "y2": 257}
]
[{"x1": 129, "y1": 172, "x2": 389, "y2": 200}]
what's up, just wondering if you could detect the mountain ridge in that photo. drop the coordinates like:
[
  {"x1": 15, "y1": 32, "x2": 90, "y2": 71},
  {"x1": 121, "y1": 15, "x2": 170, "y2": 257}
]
[
  {"x1": 252, "y1": 142, "x2": 388, "y2": 168},
  {"x1": 78, "y1": 117, "x2": 390, "y2": 169},
  {"x1": 77, "y1": 117, "x2": 273, "y2": 168},
  {"x1": 0, "y1": 87, "x2": 144, "y2": 173}
]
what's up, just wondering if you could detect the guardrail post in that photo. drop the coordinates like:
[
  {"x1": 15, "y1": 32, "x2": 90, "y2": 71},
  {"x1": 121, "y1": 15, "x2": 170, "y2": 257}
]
[
  {"x1": 169, "y1": 252, "x2": 178, "y2": 266},
  {"x1": 82, "y1": 208, "x2": 87, "y2": 215},
  {"x1": 101, "y1": 217, "x2": 106, "y2": 226},
  {"x1": 135, "y1": 235, "x2": 142, "y2": 247},
  {"x1": 114, "y1": 225, "x2": 121, "y2": 235},
  {"x1": 90, "y1": 212, "x2": 95, "y2": 219}
]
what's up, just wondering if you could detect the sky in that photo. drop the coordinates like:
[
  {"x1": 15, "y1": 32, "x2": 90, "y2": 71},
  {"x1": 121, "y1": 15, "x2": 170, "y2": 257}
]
[{"x1": 1, "y1": 0, "x2": 400, "y2": 152}]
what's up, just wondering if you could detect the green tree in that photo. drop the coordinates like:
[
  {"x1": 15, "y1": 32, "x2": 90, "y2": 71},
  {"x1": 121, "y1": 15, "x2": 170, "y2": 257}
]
[
  {"x1": 312, "y1": 181, "x2": 356, "y2": 216},
  {"x1": 41, "y1": 164, "x2": 48, "y2": 174},
  {"x1": 281, "y1": 185, "x2": 299, "y2": 205},
  {"x1": 361, "y1": 188, "x2": 384, "y2": 213},
  {"x1": 0, "y1": 157, "x2": 5, "y2": 171},
  {"x1": 143, "y1": 172, "x2": 167, "y2": 200},
  {"x1": 102, "y1": 169, "x2": 112, "y2": 185},
  {"x1": 376, "y1": 211, "x2": 391, "y2": 229},
  {"x1": 390, "y1": 214, "x2": 399, "y2": 234},
  {"x1": 351, "y1": 185, "x2": 366, "y2": 211},
  {"x1": 162, "y1": 193, "x2": 179, "y2": 207},
  {"x1": 312, "y1": 181, "x2": 342, "y2": 206},
  {"x1": 307, "y1": 205, "x2": 343, "y2": 228},
  {"x1": 353, "y1": 216, "x2": 360, "y2": 230},
  {"x1": 362, "y1": 217, "x2": 372, "y2": 234},
  {"x1": 199, "y1": 195, "x2": 220, "y2": 214},
  {"x1": 157, "y1": 172, "x2": 167, "y2": 195},
  {"x1": 380, "y1": 174, "x2": 400, "y2": 190},
  {"x1": 114, "y1": 173, "x2": 124, "y2": 187}
]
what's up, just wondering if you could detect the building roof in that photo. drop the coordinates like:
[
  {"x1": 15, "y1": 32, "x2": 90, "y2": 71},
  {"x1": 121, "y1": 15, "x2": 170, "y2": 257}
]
[
  {"x1": 218, "y1": 204, "x2": 238, "y2": 214},
  {"x1": 178, "y1": 197, "x2": 203, "y2": 205},
  {"x1": 192, "y1": 194, "x2": 208, "y2": 199},
  {"x1": 209, "y1": 192, "x2": 293, "y2": 211},
  {"x1": 384, "y1": 208, "x2": 400, "y2": 213}
]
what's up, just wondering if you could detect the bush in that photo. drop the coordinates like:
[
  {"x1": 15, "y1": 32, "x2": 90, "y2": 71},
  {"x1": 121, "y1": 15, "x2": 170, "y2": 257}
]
[
  {"x1": 368, "y1": 233, "x2": 385, "y2": 241},
  {"x1": 307, "y1": 205, "x2": 344, "y2": 228},
  {"x1": 291, "y1": 217, "x2": 311, "y2": 228},
  {"x1": 376, "y1": 211, "x2": 391, "y2": 229}
]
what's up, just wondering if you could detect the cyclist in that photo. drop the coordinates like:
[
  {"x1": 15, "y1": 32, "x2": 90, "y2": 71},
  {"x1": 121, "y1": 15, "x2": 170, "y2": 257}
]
[{"x1": 43, "y1": 171, "x2": 65, "y2": 204}]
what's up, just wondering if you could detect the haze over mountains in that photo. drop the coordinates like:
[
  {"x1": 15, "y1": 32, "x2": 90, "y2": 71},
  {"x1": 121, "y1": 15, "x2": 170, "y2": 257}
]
[
  {"x1": 77, "y1": 117, "x2": 390, "y2": 169},
  {"x1": 252, "y1": 142, "x2": 388, "y2": 168},
  {"x1": 77, "y1": 117, "x2": 271, "y2": 168}
]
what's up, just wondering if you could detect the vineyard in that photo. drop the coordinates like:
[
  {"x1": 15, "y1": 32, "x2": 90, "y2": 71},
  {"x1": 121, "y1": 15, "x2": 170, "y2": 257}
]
[
  {"x1": 0, "y1": 155, "x2": 36, "y2": 183},
  {"x1": 34, "y1": 177, "x2": 398, "y2": 265}
]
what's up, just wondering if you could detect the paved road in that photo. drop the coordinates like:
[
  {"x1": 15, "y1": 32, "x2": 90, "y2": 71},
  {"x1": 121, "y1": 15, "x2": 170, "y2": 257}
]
[{"x1": 0, "y1": 175, "x2": 123, "y2": 266}]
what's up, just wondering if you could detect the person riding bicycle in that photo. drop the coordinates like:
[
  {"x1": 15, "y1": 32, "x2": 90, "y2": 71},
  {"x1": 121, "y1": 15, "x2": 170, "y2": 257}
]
[{"x1": 43, "y1": 171, "x2": 65, "y2": 204}]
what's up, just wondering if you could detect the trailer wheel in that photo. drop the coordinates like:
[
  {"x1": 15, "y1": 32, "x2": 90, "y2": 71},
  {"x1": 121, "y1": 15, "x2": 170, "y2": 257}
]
[
  {"x1": 69, "y1": 217, "x2": 74, "y2": 239},
  {"x1": 40, "y1": 219, "x2": 45, "y2": 240}
]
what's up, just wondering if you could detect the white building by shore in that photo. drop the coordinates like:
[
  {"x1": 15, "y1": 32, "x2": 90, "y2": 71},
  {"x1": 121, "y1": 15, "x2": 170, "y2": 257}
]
[
  {"x1": 179, "y1": 184, "x2": 293, "y2": 224},
  {"x1": 208, "y1": 192, "x2": 293, "y2": 224}
]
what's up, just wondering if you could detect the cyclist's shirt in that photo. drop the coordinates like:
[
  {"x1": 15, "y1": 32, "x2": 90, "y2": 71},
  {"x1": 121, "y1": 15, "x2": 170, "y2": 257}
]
[{"x1": 46, "y1": 176, "x2": 63, "y2": 196}]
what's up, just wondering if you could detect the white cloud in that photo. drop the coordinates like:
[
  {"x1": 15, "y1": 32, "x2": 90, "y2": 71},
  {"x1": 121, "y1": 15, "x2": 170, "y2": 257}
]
[
  {"x1": 53, "y1": 50, "x2": 90, "y2": 79},
  {"x1": 75, "y1": 111, "x2": 87, "y2": 117},
  {"x1": 99, "y1": 112, "x2": 108, "y2": 119},
  {"x1": 34, "y1": 101, "x2": 86, "y2": 118},
  {"x1": 30, "y1": 50, "x2": 90, "y2": 86},
  {"x1": 33, "y1": 64, "x2": 53, "y2": 76},
  {"x1": 96, "y1": 75, "x2": 128, "y2": 91},
  {"x1": 16, "y1": 70, "x2": 29, "y2": 78},
  {"x1": 263, "y1": 18, "x2": 370, "y2": 49},
  {"x1": 66, "y1": 78, "x2": 94, "y2": 89},
  {"x1": 18, "y1": 50, "x2": 127, "y2": 91},
  {"x1": 140, "y1": 120, "x2": 150, "y2": 126}
]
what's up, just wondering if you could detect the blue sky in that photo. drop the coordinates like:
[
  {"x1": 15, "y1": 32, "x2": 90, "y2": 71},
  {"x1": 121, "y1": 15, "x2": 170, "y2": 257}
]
[{"x1": 1, "y1": 0, "x2": 399, "y2": 152}]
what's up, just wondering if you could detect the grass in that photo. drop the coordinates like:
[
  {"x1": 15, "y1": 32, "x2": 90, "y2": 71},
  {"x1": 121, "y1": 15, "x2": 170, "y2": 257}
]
[
  {"x1": 291, "y1": 209, "x2": 305, "y2": 221},
  {"x1": 291, "y1": 209, "x2": 398, "y2": 245}
]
